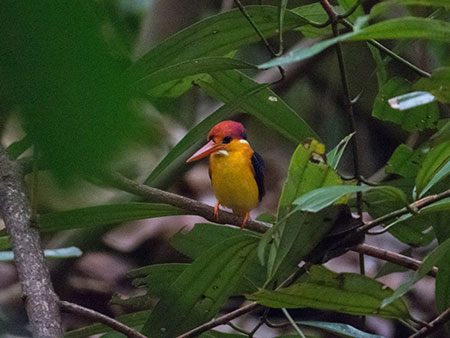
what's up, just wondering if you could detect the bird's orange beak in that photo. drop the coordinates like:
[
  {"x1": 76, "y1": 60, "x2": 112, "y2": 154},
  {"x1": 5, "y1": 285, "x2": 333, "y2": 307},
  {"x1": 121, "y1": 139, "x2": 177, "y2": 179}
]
[{"x1": 186, "y1": 140, "x2": 225, "y2": 162}]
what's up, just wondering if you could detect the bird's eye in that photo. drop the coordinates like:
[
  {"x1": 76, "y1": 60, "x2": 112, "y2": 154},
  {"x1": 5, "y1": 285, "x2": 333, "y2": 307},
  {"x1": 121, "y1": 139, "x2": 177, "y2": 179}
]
[
  {"x1": 209, "y1": 135, "x2": 214, "y2": 141},
  {"x1": 222, "y1": 136, "x2": 232, "y2": 144}
]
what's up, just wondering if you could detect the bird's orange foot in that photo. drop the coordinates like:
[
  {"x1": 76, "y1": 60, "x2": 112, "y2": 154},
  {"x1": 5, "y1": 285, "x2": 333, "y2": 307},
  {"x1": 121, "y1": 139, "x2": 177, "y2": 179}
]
[
  {"x1": 240, "y1": 212, "x2": 250, "y2": 229},
  {"x1": 214, "y1": 202, "x2": 220, "y2": 222}
]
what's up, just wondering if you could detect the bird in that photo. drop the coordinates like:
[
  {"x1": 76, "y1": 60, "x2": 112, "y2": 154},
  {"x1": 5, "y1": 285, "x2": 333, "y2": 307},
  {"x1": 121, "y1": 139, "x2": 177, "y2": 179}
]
[{"x1": 186, "y1": 120, "x2": 265, "y2": 229}]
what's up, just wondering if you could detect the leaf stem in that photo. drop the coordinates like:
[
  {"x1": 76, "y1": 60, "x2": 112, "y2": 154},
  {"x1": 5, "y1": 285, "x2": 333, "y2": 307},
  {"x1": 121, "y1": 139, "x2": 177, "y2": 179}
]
[{"x1": 282, "y1": 308, "x2": 307, "y2": 338}]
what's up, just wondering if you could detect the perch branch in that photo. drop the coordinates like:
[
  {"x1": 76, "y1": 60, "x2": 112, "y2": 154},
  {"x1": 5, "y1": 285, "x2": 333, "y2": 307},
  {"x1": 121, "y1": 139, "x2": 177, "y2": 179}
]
[
  {"x1": 0, "y1": 147, "x2": 62, "y2": 337},
  {"x1": 60, "y1": 300, "x2": 146, "y2": 338}
]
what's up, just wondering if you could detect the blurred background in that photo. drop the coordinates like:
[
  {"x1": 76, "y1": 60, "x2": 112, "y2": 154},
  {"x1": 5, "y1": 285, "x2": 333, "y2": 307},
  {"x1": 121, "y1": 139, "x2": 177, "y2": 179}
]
[{"x1": 0, "y1": 0, "x2": 449, "y2": 337}]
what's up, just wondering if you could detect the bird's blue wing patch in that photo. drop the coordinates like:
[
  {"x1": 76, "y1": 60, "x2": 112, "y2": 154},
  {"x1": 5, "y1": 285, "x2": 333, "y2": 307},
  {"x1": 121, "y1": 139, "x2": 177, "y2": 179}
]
[{"x1": 251, "y1": 151, "x2": 265, "y2": 202}]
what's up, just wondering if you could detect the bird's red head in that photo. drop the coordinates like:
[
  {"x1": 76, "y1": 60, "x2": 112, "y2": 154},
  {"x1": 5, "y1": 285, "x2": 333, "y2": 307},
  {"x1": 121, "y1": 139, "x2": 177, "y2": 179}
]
[{"x1": 186, "y1": 121, "x2": 247, "y2": 162}]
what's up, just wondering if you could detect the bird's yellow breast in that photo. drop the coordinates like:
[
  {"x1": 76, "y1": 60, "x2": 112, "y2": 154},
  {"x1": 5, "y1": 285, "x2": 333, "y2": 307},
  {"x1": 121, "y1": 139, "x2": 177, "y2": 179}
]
[{"x1": 209, "y1": 140, "x2": 259, "y2": 216}]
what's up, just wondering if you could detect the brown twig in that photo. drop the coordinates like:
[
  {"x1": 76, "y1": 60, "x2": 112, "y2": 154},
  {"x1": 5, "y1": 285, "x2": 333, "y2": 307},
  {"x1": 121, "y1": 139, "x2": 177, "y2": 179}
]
[
  {"x1": 0, "y1": 147, "x2": 62, "y2": 337},
  {"x1": 104, "y1": 171, "x2": 271, "y2": 234},
  {"x1": 356, "y1": 188, "x2": 450, "y2": 234},
  {"x1": 176, "y1": 302, "x2": 260, "y2": 338},
  {"x1": 409, "y1": 306, "x2": 450, "y2": 338},
  {"x1": 351, "y1": 244, "x2": 437, "y2": 277},
  {"x1": 60, "y1": 300, "x2": 146, "y2": 338}
]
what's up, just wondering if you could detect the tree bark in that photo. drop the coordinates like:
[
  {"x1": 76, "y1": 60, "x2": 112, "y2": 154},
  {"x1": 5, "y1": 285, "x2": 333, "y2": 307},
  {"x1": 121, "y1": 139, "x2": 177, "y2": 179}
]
[{"x1": 0, "y1": 147, "x2": 62, "y2": 337}]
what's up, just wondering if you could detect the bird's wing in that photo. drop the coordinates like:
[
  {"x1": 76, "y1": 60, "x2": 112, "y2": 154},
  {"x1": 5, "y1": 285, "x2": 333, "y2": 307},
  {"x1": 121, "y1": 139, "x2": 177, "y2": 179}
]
[{"x1": 251, "y1": 151, "x2": 265, "y2": 202}]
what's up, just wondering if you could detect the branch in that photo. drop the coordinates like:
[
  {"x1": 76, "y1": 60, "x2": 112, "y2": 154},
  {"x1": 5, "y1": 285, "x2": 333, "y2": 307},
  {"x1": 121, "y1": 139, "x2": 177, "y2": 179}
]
[
  {"x1": 356, "y1": 188, "x2": 450, "y2": 234},
  {"x1": 0, "y1": 147, "x2": 62, "y2": 337},
  {"x1": 176, "y1": 302, "x2": 260, "y2": 338},
  {"x1": 60, "y1": 300, "x2": 146, "y2": 338},
  {"x1": 351, "y1": 244, "x2": 437, "y2": 277},
  {"x1": 104, "y1": 171, "x2": 271, "y2": 234},
  {"x1": 409, "y1": 306, "x2": 450, "y2": 338}
]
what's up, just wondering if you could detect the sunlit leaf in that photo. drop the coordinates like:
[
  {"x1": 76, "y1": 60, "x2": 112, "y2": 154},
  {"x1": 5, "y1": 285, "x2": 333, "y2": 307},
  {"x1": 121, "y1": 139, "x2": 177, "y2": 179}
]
[
  {"x1": 382, "y1": 237, "x2": 450, "y2": 308},
  {"x1": 416, "y1": 140, "x2": 450, "y2": 197},
  {"x1": 140, "y1": 235, "x2": 259, "y2": 337},
  {"x1": 293, "y1": 185, "x2": 407, "y2": 213},
  {"x1": 247, "y1": 265, "x2": 409, "y2": 319},
  {"x1": 388, "y1": 91, "x2": 435, "y2": 110},
  {"x1": 40, "y1": 203, "x2": 186, "y2": 232},
  {"x1": 373, "y1": 77, "x2": 439, "y2": 131}
]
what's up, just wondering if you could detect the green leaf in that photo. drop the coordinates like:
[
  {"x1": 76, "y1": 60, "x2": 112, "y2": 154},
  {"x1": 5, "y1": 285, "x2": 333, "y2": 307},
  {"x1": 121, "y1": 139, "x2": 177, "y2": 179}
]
[
  {"x1": 197, "y1": 70, "x2": 318, "y2": 142},
  {"x1": 295, "y1": 320, "x2": 384, "y2": 338},
  {"x1": 386, "y1": 144, "x2": 426, "y2": 178},
  {"x1": 5, "y1": 136, "x2": 32, "y2": 159},
  {"x1": 381, "y1": 237, "x2": 450, "y2": 308},
  {"x1": 327, "y1": 132, "x2": 355, "y2": 169},
  {"x1": 0, "y1": 1, "x2": 140, "y2": 182},
  {"x1": 416, "y1": 140, "x2": 450, "y2": 197},
  {"x1": 140, "y1": 235, "x2": 259, "y2": 337},
  {"x1": 127, "y1": 6, "x2": 308, "y2": 82},
  {"x1": 65, "y1": 311, "x2": 149, "y2": 338},
  {"x1": 388, "y1": 91, "x2": 435, "y2": 110},
  {"x1": 132, "y1": 57, "x2": 256, "y2": 96},
  {"x1": 293, "y1": 185, "x2": 406, "y2": 213},
  {"x1": 0, "y1": 247, "x2": 82, "y2": 261},
  {"x1": 144, "y1": 82, "x2": 270, "y2": 185},
  {"x1": 259, "y1": 140, "x2": 344, "y2": 281},
  {"x1": 415, "y1": 67, "x2": 450, "y2": 103},
  {"x1": 373, "y1": 77, "x2": 439, "y2": 131},
  {"x1": 247, "y1": 265, "x2": 409, "y2": 319},
  {"x1": 40, "y1": 203, "x2": 186, "y2": 232},
  {"x1": 259, "y1": 18, "x2": 450, "y2": 68}
]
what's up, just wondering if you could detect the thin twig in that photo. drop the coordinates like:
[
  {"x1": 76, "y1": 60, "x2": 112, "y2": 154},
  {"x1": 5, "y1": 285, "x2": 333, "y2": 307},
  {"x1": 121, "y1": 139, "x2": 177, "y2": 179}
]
[
  {"x1": 409, "y1": 306, "x2": 450, "y2": 338},
  {"x1": 282, "y1": 308, "x2": 307, "y2": 338},
  {"x1": 351, "y1": 244, "x2": 437, "y2": 277},
  {"x1": 356, "y1": 188, "x2": 450, "y2": 234},
  {"x1": 59, "y1": 301, "x2": 146, "y2": 338},
  {"x1": 176, "y1": 302, "x2": 260, "y2": 338},
  {"x1": 0, "y1": 146, "x2": 62, "y2": 337}
]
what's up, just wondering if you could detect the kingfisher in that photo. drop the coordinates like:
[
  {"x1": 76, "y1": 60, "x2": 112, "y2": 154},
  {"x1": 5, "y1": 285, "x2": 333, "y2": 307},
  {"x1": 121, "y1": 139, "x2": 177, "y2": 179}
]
[{"x1": 186, "y1": 121, "x2": 265, "y2": 229}]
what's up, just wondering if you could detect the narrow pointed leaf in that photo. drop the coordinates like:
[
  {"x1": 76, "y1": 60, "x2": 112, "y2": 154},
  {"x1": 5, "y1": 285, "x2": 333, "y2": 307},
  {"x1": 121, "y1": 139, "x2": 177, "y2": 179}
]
[
  {"x1": 382, "y1": 237, "x2": 450, "y2": 308},
  {"x1": 416, "y1": 140, "x2": 450, "y2": 197},
  {"x1": 197, "y1": 70, "x2": 318, "y2": 142},
  {"x1": 40, "y1": 203, "x2": 186, "y2": 232},
  {"x1": 295, "y1": 320, "x2": 384, "y2": 338},
  {"x1": 293, "y1": 185, "x2": 406, "y2": 213},
  {"x1": 248, "y1": 265, "x2": 409, "y2": 319},
  {"x1": 327, "y1": 132, "x2": 355, "y2": 169},
  {"x1": 140, "y1": 235, "x2": 259, "y2": 337}
]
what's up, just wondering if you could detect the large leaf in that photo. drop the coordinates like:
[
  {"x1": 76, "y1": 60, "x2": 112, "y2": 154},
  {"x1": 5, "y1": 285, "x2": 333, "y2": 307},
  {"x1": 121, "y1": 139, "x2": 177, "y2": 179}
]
[
  {"x1": 415, "y1": 140, "x2": 450, "y2": 197},
  {"x1": 382, "y1": 237, "x2": 450, "y2": 308},
  {"x1": 144, "y1": 82, "x2": 270, "y2": 185},
  {"x1": 39, "y1": 203, "x2": 186, "y2": 232},
  {"x1": 259, "y1": 17, "x2": 450, "y2": 68},
  {"x1": 247, "y1": 265, "x2": 410, "y2": 319},
  {"x1": 372, "y1": 77, "x2": 439, "y2": 131},
  {"x1": 197, "y1": 70, "x2": 318, "y2": 142},
  {"x1": 127, "y1": 6, "x2": 308, "y2": 82},
  {"x1": 293, "y1": 185, "x2": 407, "y2": 213},
  {"x1": 386, "y1": 144, "x2": 426, "y2": 178},
  {"x1": 258, "y1": 140, "x2": 344, "y2": 282},
  {"x1": 140, "y1": 235, "x2": 259, "y2": 337},
  {"x1": 415, "y1": 67, "x2": 450, "y2": 103},
  {"x1": 132, "y1": 57, "x2": 256, "y2": 96}
]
